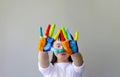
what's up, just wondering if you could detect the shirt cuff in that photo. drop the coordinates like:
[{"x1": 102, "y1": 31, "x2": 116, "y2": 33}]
[
  {"x1": 72, "y1": 62, "x2": 85, "y2": 73},
  {"x1": 38, "y1": 62, "x2": 52, "y2": 75}
]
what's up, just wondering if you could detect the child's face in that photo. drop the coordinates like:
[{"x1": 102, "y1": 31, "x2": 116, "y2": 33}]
[{"x1": 53, "y1": 38, "x2": 70, "y2": 62}]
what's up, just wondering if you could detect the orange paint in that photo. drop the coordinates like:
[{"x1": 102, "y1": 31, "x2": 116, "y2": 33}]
[
  {"x1": 38, "y1": 37, "x2": 46, "y2": 51},
  {"x1": 62, "y1": 40, "x2": 72, "y2": 55}
]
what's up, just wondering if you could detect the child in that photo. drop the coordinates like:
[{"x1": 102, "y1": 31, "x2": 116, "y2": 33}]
[{"x1": 38, "y1": 24, "x2": 85, "y2": 77}]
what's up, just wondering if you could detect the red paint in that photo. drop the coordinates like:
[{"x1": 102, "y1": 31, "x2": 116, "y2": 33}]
[
  {"x1": 60, "y1": 30, "x2": 65, "y2": 41},
  {"x1": 45, "y1": 24, "x2": 51, "y2": 36}
]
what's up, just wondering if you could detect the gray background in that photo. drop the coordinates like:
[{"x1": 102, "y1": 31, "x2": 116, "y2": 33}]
[{"x1": 0, "y1": 0, "x2": 120, "y2": 77}]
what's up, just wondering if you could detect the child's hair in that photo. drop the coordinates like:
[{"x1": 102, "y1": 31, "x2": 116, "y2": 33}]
[{"x1": 51, "y1": 33, "x2": 73, "y2": 65}]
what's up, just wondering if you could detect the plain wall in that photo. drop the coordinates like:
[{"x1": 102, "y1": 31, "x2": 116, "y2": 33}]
[{"x1": 0, "y1": 0, "x2": 120, "y2": 77}]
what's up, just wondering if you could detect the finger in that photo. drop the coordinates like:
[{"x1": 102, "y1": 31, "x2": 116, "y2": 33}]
[
  {"x1": 49, "y1": 24, "x2": 56, "y2": 37},
  {"x1": 51, "y1": 47, "x2": 59, "y2": 54},
  {"x1": 66, "y1": 28, "x2": 72, "y2": 40},
  {"x1": 60, "y1": 30, "x2": 65, "y2": 41},
  {"x1": 38, "y1": 37, "x2": 46, "y2": 51},
  {"x1": 53, "y1": 29, "x2": 61, "y2": 40},
  {"x1": 59, "y1": 48, "x2": 65, "y2": 53},
  {"x1": 74, "y1": 32, "x2": 79, "y2": 41},
  {"x1": 62, "y1": 41, "x2": 72, "y2": 55},
  {"x1": 45, "y1": 24, "x2": 51, "y2": 36},
  {"x1": 69, "y1": 40, "x2": 78, "y2": 53},
  {"x1": 61, "y1": 26, "x2": 68, "y2": 40},
  {"x1": 39, "y1": 27, "x2": 43, "y2": 37}
]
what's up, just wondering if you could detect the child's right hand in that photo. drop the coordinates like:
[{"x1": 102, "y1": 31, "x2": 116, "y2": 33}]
[{"x1": 38, "y1": 24, "x2": 55, "y2": 52}]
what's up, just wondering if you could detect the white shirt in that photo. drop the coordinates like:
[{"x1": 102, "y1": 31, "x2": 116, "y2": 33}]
[{"x1": 38, "y1": 62, "x2": 85, "y2": 77}]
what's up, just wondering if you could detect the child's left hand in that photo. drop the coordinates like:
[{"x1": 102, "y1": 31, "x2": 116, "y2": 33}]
[{"x1": 61, "y1": 27, "x2": 79, "y2": 55}]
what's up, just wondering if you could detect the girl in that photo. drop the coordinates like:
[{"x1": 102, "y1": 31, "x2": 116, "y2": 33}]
[{"x1": 38, "y1": 25, "x2": 85, "y2": 77}]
